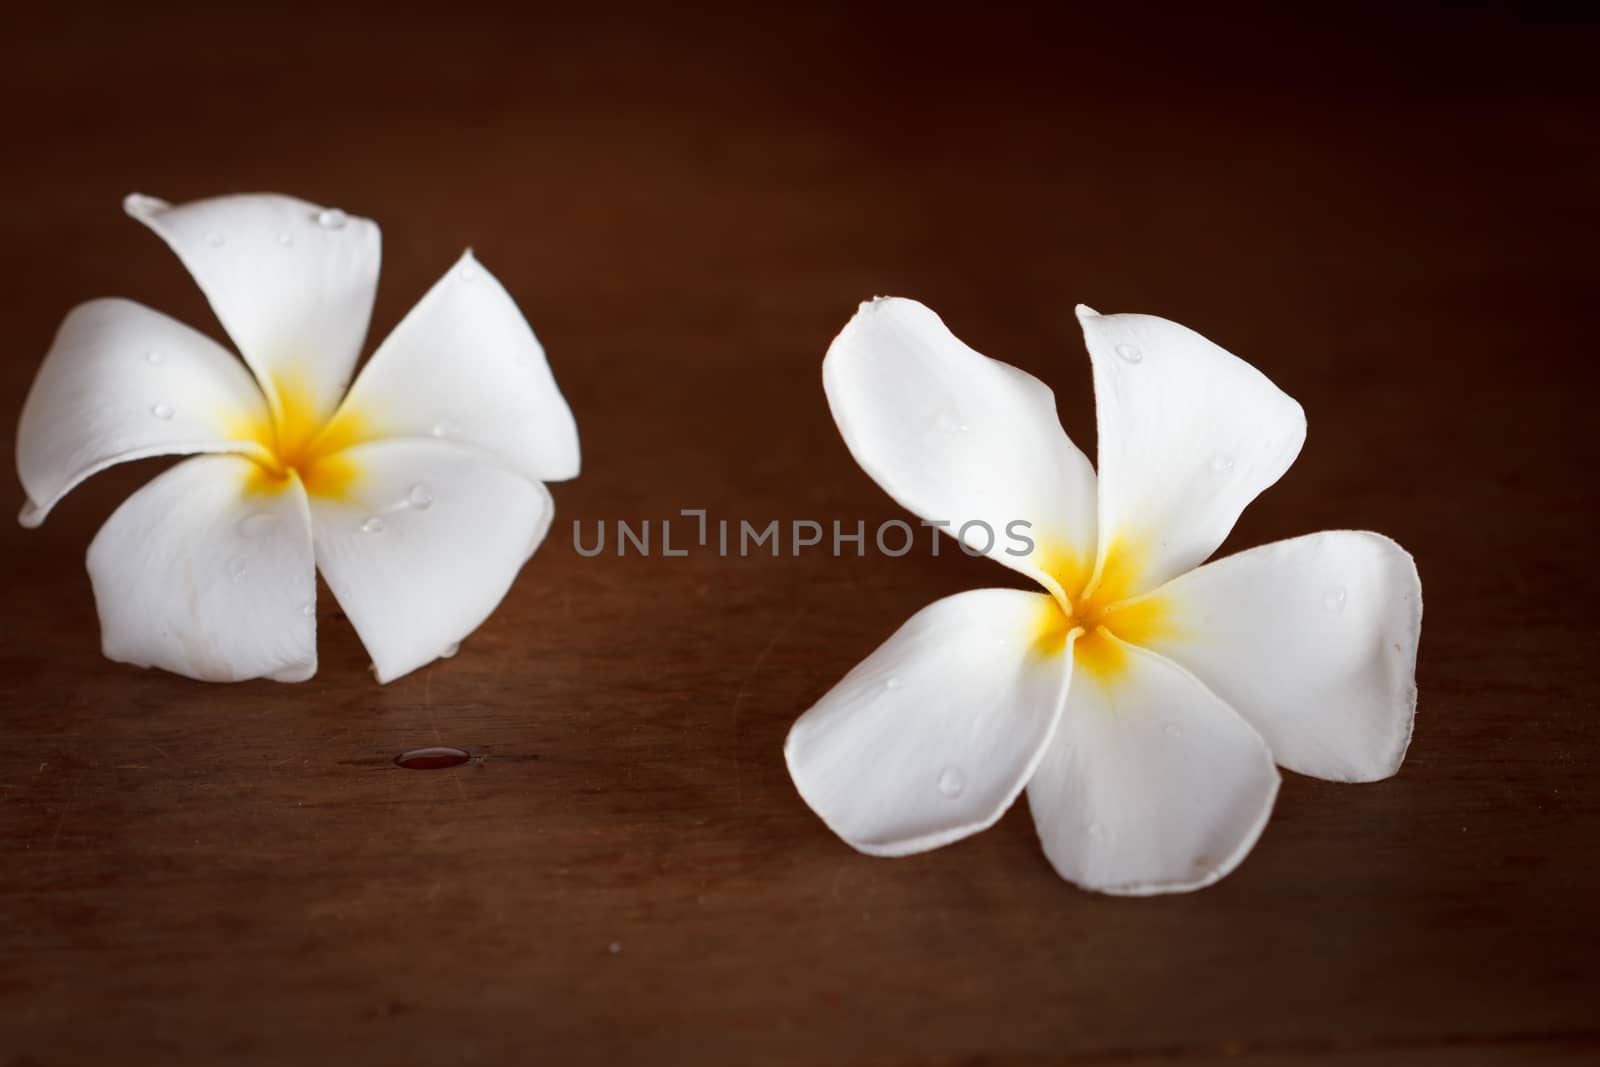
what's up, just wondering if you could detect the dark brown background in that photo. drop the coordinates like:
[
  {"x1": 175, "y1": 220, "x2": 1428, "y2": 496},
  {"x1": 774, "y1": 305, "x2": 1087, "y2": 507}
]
[{"x1": 3, "y1": 3, "x2": 1597, "y2": 1064}]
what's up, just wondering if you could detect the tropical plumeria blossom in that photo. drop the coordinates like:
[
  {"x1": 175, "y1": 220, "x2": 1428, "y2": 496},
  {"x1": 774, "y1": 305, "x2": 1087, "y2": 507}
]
[
  {"x1": 785, "y1": 298, "x2": 1421, "y2": 895},
  {"x1": 16, "y1": 193, "x2": 578, "y2": 684}
]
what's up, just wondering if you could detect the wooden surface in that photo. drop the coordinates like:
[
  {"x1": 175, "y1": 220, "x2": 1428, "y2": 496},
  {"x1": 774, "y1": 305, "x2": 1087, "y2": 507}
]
[{"x1": 3, "y1": 5, "x2": 1598, "y2": 1064}]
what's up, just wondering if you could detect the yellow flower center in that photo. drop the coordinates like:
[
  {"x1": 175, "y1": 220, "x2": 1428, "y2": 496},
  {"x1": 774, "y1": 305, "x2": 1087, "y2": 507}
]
[
  {"x1": 230, "y1": 368, "x2": 369, "y2": 498},
  {"x1": 1030, "y1": 538, "x2": 1173, "y2": 682}
]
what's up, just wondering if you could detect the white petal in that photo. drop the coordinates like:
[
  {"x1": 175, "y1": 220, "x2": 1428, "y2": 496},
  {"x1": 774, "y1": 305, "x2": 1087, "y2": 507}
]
[
  {"x1": 125, "y1": 192, "x2": 380, "y2": 426},
  {"x1": 86, "y1": 455, "x2": 317, "y2": 683},
  {"x1": 785, "y1": 588, "x2": 1072, "y2": 856},
  {"x1": 335, "y1": 252, "x2": 579, "y2": 482},
  {"x1": 307, "y1": 439, "x2": 554, "y2": 683},
  {"x1": 1077, "y1": 306, "x2": 1305, "y2": 594},
  {"x1": 16, "y1": 299, "x2": 272, "y2": 527},
  {"x1": 1027, "y1": 642, "x2": 1279, "y2": 895},
  {"x1": 1137, "y1": 531, "x2": 1421, "y2": 782},
  {"x1": 824, "y1": 298, "x2": 1097, "y2": 597}
]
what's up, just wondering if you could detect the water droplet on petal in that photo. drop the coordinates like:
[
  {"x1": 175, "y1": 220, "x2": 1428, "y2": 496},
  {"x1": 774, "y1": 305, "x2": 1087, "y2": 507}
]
[
  {"x1": 430, "y1": 421, "x2": 455, "y2": 439},
  {"x1": 143, "y1": 349, "x2": 165, "y2": 365},
  {"x1": 205, "y1": 231, "x2": 225, "y2": 248},
  {"x1": 236, "y1": 512, "x2": 279, "y2": 538},
  {"x1": 406, "y1": 482, "x2": 434, "y2": 510},
  {"x1": 1210, "y1": 454, "x2": 1234, "y2": 473},
  {"x1": 226, "y1": 555, "x2": 248, "y2": 580},
  {"x1": 1163, "y1": 723, "x2": 1182, "y2": 738},
  {"x1": 458, "y1": 260, "x2": 478, "y2": 283},
  {"x1": 315, "y1": 208, "x2": 348, "y2": 230},
  {"x1": 441, "y1": 642, "x2": 461, "y2": 659},
  {"x1": 937, "y1": 765, "x2": 966, "y2": 798},
  {"x1": 150, "y1": 403, "x2": 174, "y2": 420},
  {"x1": 1323, "y1": 586, "x2": 1347, "y2": 612},
  {"x1": 300, "y1": 601, "x2": 316, "y2": 617},
  {"x1": 1115, "y1": 342, "x2": 1143, "y2": 364},
  {"x1": 276, "y1": 231, "x2": 294, "y2": 247},
  {"x1": 884, "y1": 675, "x2": 904, "y2": 691},
  {"x1": 933, "y1": 410, "x2": 969, "y2": 433},
  {"x1": 1087, "y1": 820, "x2": 1105, "y2": 838},
  {"x1": 361, "y1": 516, "x2": 386, "y2": 534}
]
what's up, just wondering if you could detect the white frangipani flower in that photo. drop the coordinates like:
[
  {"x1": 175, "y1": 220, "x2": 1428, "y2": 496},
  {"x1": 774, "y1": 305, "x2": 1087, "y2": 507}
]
[
  {"x1": 785, "y1": 298, "x2": 1421, "y2": 895},
  {"x1": 17, "y1": 193, "x2": 578, "y2": 684}
]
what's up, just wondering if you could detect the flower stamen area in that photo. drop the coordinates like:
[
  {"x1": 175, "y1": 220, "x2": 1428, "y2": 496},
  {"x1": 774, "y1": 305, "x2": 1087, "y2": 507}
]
[
  {"x1": 1031, "y1": 540, "x2": 1171, "y2": 681},
  {"x1": 233, "y1": 369, "x2": 367, "y2": 498}
]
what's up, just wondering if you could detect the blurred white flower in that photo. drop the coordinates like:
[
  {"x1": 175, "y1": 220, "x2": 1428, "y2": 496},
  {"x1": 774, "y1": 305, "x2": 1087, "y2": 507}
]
[{"x1": 17, "y1": 193, "x2": 578, "y2": 683}]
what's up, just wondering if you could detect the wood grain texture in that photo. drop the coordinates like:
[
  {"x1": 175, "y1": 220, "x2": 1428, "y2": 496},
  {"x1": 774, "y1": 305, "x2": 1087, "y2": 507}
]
[{"x1": 2, "y1": 4, "x2": 1597, "y2": 1064}]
